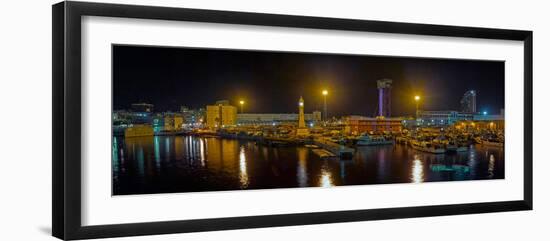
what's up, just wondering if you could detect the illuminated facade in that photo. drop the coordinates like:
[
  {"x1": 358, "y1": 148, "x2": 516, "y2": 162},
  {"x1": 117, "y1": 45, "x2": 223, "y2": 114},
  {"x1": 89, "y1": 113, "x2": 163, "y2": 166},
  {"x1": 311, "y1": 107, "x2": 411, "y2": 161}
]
[
  {"x1": 455, "y1": 119, "x2": 505, "y2": 130},
  {"x1": 460, "y1": 109, "x2": 505, "y2": 130},
  {"x1": 344, "y1": 115, "x2": 403, "y2": 134},
  {"x1": 460, "y1": 90, "x2": 477, "y2": 113},
  {"x1": 113, "y1": 110, "x2": 152, "y2": 125},
  {"x1": 206, "y1": 100, "x2": 237, "y2": 128},
  {"x1": 153, "y1": 113, "x2": 184, "y2": 132},
  {"x1": 180, "y1": 106, "x2": 205, "y2": 124},
  {"x1": 237, "y1": 113, "x2": 319, "y2": 125},
  {"x1": 416, "y1": 110, "x2": 474, "y2": 126}
]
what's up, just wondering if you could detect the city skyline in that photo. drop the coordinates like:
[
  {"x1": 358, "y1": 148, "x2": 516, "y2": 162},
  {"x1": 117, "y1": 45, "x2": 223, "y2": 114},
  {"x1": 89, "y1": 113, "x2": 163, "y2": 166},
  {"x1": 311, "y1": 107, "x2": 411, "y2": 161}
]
[{"x1": 113, "y1": 45, "x2": 504, "y2": 116}]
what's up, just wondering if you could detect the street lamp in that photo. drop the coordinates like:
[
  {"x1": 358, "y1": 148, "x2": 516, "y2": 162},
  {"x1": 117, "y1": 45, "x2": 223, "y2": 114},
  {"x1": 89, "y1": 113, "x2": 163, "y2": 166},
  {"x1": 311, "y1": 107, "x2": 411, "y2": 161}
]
[
  {"x1": 239, "y1": 100, "x2": 244, "y2": 113},
  {"x1": 414, "y1": 95, "x2": 420, "y2": 118},
  {"x1": 322, "y1": 90, "x2": 328, "y2": 121}
]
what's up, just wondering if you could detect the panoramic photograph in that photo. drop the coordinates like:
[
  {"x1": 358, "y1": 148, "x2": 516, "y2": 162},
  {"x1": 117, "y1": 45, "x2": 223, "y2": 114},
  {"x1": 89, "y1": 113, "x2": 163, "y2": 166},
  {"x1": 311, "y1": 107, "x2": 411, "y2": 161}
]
[{"x1": 111, "y1": 45, "x2": 505, "y2": 195}]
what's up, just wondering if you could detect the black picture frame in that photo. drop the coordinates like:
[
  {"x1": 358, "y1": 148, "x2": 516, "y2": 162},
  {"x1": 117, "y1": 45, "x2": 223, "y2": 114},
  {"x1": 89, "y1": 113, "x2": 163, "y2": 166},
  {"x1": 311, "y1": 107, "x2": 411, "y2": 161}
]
[{"x1": 52, "y1": 1, "x2": 533, "y2": 240}]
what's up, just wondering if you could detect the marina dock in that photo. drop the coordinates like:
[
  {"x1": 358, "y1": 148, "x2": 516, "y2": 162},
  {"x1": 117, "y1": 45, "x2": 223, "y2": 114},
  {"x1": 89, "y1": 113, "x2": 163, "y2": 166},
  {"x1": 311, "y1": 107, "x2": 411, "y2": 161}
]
[{"x1": 313, "y1": 138, "x2": 354, "y2": 159}]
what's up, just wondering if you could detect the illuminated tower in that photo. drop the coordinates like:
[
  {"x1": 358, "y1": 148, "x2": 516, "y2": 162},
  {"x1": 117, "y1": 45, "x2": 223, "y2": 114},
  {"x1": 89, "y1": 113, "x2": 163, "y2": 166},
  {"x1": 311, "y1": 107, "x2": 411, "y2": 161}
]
[
  {"x1": 377, "y1": 79, "x2": 393, "y2": 117},
  {"x1": 460, "y1": 90, "x2": 477, "y2": 113},
  {"x1": 296, "y1": 96, "x2": 309, "y2": 136}
]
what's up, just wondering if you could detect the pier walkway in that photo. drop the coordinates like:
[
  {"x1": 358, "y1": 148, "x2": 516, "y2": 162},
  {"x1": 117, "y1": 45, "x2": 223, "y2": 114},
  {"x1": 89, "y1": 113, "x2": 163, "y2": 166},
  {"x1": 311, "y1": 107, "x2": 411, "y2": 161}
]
[{"x1": 313, "y1": 138, "x2": 354, "y2": 159}]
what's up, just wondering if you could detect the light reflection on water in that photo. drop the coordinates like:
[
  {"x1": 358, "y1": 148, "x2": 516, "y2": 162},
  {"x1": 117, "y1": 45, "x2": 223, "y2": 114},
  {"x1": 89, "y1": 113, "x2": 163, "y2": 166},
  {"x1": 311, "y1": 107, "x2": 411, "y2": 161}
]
[
  {"x1": 411, "y1": 155, "x2": 424, "y2": 183},
  {"x1": 199, "y1": 138, "x2": 205, "y2": 166},
  {"x1": 154, "y1": 136, "x2": 160, "y2": 170},
  {"x1": 239, "y1": 146, "x2": 249, "y2": 188},
  {"x1": 113, "y1": 136, "x2": 505, "y2": 195},
  {"x1": 297, "y1": 147, "x2": 308, "y2": 187},
  {"x1": 319, "y1": 166, "x2": 334, "y2": 188},
  {"x1": 489, "y1": 154, "x2": 495, "y2": 178}
]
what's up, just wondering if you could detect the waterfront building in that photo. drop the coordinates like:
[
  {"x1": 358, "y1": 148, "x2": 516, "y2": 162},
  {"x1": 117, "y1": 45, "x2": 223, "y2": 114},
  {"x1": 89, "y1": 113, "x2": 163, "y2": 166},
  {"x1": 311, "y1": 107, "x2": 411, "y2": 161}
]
[
  {"x1": 113, "y1": 110, "x2": 152, "y2": 125},
  {"x1": 473, "y1": 109, "x2": 505, "y2": 121},
  {"x1": 237, "y1": 113, "x2": 318, "y2": 125},
  {"x1": 377, "y1": 79, "x2": 393, "y2": 117},
  {"x1": 312, "y1": 111, "x2": 322, "y2": 122},
  {"x1": 131, "y1": 103, "x2": 154, "y2": 113},
  {"x1": 344, "y1": 115, "x2": 403, "y2": 134},
  {"x1": 400, "y1": 117, "x2": 417, "y2": 128},
  {"x1": 296, "y1": 96, "x2": 310, "y2": 136},
  {"x1": 416, "y1": 110, "x2": 474, "y2": 126},
  {"x1": 455, "y1": 119, "x2": 504, "y2": 130},
  {"x1": 460, "y1": 90, "x2": 477, "y2": 113},
  {"x1": 411, "y1": 109, "x2": 504, "y2": 128},
  {"x1": 153, "y1": 113, "x2": 184, "y2": 132},
  {"x1": 456, "y1": 109, "x2": 505, "y2": 130},
  {"x1": 206, "y1": 100, "x2": 237, "y2": 128},
  {"x1": 180, "y1": 106, "x2": 205, "y2": 125}
]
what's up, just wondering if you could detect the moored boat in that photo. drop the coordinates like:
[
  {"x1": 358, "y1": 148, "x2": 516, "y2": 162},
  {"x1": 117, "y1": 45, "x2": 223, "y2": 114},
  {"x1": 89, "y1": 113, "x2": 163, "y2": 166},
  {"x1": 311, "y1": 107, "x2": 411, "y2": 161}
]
[
  {"x1": 395, "y1": 136, "x2": 408, "y2": 145},
  {"x1": 482, "y1": 140, "x2": 504, "y2": 148},
  {"x1": 411, "y1": 141, "x2": 445, "y2": 154},
  {"x1": 356, "y1": 134, "x2": 394, "y2": 146},
  {"x1": 456, "y1": 145, "x2": 469, "y2": 152},
  {"x1": 444, "y1": 140, "x2": 458, "y2": 152}
]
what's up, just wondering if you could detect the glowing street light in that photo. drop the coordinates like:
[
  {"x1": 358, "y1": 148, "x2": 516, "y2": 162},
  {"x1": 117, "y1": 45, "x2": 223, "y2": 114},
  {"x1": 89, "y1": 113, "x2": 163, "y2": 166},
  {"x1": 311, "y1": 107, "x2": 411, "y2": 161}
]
[
  {"x1": 414, "y1": 95, "x2": 421, "y2": 118},
  {"x1": 322, "y1": 89, "x2": 328, "y2": 121},
  {"x1": 239, "y1": 100, "x2": 245, "y2": 113}
]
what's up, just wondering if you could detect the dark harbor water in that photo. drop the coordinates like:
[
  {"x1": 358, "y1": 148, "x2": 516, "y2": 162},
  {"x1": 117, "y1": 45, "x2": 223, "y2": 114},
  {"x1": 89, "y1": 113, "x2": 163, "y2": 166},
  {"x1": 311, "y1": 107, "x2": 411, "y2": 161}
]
[{"x1": 112, "y1": 136, "x2": 504, "y2": 195}]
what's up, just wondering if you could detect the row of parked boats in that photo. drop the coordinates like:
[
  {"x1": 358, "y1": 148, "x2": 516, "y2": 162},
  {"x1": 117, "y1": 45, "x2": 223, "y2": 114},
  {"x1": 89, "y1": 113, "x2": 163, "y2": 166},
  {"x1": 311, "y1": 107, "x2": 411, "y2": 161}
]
[
  {"x1": 192, "y1": 126, "x2": 504, "y2": 156},
  {"x1": 330, "y1": 129, "x2": 504, "y2": 155}
]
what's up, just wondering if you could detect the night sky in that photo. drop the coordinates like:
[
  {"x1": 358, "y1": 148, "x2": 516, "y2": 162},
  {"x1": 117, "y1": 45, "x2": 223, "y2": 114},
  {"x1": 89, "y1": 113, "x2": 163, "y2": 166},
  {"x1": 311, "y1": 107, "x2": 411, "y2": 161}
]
[{"x1": 113, "y1": 45, "x2": 504, "y2": 117}]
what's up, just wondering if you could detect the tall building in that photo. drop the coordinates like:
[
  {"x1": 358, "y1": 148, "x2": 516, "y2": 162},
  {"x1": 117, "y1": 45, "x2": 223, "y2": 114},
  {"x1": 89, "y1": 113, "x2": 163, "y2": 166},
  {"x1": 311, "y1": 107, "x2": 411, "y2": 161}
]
[
  {"x1": 206, "y1": 100, "x2": 237, "y2": 128},
  {"x1": 377, "y1": 79, "x2": 392, "y2": 117},
  {"x1": 296, "y1": 97, "x2": 309, "y2": 136},
  {"x1": 460, "y1": 90, "x2": 477, "y2": 113}
]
